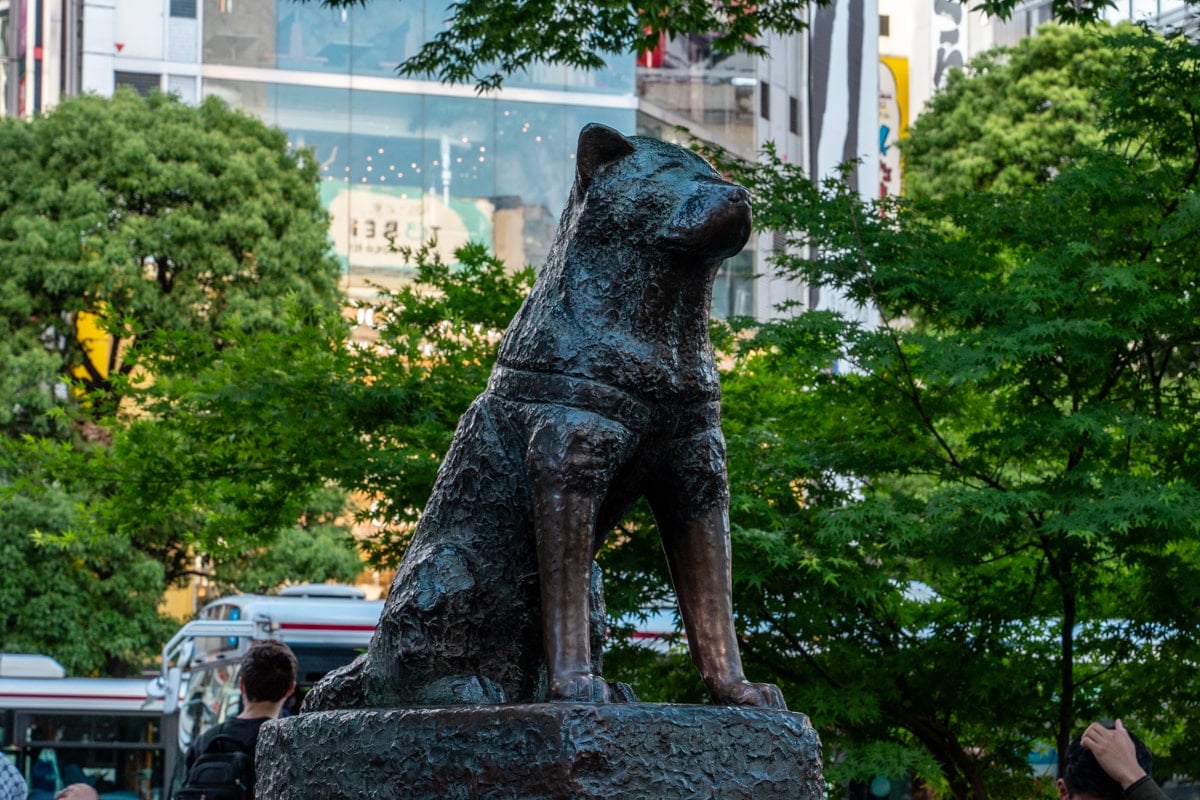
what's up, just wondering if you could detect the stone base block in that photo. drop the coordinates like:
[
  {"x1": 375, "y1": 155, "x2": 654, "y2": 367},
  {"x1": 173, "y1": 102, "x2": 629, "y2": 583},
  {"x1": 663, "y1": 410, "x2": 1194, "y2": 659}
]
[{"x1": 257, "y1": 703, "x2": 822, "y2": 800}]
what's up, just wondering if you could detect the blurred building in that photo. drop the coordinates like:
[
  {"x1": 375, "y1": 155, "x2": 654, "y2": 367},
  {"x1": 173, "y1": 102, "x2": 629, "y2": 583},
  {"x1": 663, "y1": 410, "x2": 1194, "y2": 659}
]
[
  {"x1": 637, "y1": 6, "x2": 879, "y2": 320},
  {"x1": 4, "y1": 0, "x2": 882, "y2": 325},
  {"x1": 1, "y1": 0, "x2": 81, "y2": 117},
  {"x1": 879, "y1": 0, "x2": 1199, "y2": 161},
  {"x1": 76, "y1": 0, "x2": 640, "y2": 304}
]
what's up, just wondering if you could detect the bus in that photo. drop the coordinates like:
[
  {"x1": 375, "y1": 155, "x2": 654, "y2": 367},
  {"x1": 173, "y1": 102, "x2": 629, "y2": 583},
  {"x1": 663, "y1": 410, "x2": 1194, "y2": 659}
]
[
  {"x1": 166, "y1": 585, "x2": 383, "y2": 760},
  {"x1": 0, "y1": 656, "x2": 173, "y2": 800},
  {"x1": 1, "y1": 585, "x2": 383, "y2": 799}
]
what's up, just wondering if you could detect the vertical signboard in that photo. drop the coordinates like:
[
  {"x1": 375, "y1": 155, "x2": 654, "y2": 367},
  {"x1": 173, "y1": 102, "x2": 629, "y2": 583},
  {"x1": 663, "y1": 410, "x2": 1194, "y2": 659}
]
[
  {"x1": 932, "y1": 0, "x2": 967, "y2": 92},
  {"x1": 809, "y1": 0, "x2": 879, "y2": 193},
  {"x1": 807, "y1": 0, "x2": 880, "y2": 338},
  {"x1": 878, "y1": 56, "x2": 908, "y2": 198}
]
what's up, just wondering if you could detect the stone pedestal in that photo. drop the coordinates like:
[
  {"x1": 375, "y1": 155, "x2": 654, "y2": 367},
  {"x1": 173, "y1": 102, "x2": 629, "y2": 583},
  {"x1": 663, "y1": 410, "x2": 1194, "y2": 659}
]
[{"x1": 257, "y1": 703, "x2": 822, "y2": 800}]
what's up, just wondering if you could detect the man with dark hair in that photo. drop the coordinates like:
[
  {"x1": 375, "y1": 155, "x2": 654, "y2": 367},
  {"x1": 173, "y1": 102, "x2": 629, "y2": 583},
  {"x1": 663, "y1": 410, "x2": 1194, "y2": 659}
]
[
  {"x1": 1058, "y1": 719, "x2": 1167, "y2": 800},
  {"x1": 183, "y1": 640, "x2": 298, "y2": 798}
]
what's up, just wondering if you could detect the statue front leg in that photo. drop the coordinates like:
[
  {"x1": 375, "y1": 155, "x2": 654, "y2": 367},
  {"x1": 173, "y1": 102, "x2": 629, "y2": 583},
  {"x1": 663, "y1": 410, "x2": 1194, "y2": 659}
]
[
  {"x1": 649, "y1": 428, "x2": 787, "y2": 711},
  {"x1": 527, "y1": 411, "x2": 628, "y2": 703}
]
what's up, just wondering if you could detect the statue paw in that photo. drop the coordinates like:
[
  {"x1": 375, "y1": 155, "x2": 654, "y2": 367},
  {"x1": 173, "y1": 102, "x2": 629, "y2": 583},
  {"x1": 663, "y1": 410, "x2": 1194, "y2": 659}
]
[
  {"x1": 606, "y1": 680, "x2": 639, "y2": 703},
  {"x1": 713, "y1": 679, "x2": 788, "y2": 711},
  {"x1": 550, "y1": 671, "x2": 612, "y2": 703}
]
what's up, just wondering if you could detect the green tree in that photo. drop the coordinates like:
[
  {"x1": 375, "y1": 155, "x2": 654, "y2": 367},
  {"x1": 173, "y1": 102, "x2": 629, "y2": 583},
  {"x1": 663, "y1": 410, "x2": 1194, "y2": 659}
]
[
  {"x1": 209, "y1": 488, "x2": 367, "y2": 595},
  {"x1": 0, "y1": 441, "x2": 176, "y2": 676},
  {"x1": 664, "y1": 25, "x2": 1200, "y2": 799},
  {"x1": 0, "y1": 89, "x2": 341, "y2": 423},
  {"x1": 902, "y1": 23, "x2": 1130, "y2": 202},
  {"x1": 0, "y1": 90, "x2": 348, "y2": 673},
  {"x1": 95, "y1": 243, "x2": 533, "y2": 571}
]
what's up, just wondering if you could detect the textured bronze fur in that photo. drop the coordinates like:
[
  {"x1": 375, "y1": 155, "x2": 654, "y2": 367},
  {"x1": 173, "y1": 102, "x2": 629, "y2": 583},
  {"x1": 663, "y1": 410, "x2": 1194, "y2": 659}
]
[{"x1": 304, "y1": 124, "x2": 784, "y2": 711}]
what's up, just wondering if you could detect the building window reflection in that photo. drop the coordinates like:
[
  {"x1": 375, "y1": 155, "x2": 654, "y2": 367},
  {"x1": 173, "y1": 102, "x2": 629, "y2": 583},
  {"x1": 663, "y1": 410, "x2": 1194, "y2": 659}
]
[
  {"x1": 197, "y1": 2, "x2": 742, "y2": 309},
  {"x1": 203, "y1": 0, "x2": 632, "y2": 92},
  {"x1": 636, "y1": 32, "x2": 757, "y2": 158},
  {"x1": 203, "y1": 78, "x2": 633, "y2": 296},
  {"x1": 712, "y1": 249, "x2": 754, "y2": 321}
]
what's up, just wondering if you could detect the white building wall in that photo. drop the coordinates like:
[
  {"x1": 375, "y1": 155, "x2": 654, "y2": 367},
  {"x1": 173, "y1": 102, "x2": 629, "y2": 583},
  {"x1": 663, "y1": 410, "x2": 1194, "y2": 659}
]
[
  {"x1": 83, "y1": 0, "x2": 201, "y2": 98},
  {"x1": 752, "y1": 28, "x2": 810, "y2": 321},
  {"x1": 81, "y1": 0, "x2": 116, "y2": 94},
  {"x1": 114, "y1": 0, "x2": 163, "y2": 59},
  {"x1": 910, "y1": 0, "x2": 994, "y2": 115},
  {"x1": 803, "y1": 0, "x2": 879, "y2": 331}
]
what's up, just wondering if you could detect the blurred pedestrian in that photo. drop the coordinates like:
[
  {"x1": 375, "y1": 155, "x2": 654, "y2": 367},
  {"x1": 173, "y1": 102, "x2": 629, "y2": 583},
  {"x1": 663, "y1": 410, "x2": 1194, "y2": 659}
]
[
  {"x1": 54, "y1": 784, "x2": 99, "y2": 800},
  {"x1": 0, "y1": 758, "x2": 27, "y2": 800},
  {"x1": 1079, "y1": 719, "x2": 1167, "y2": 800},
  {"x1": 1058, "y1": 718, "x2": 1166, "y2": 800},
  {"x1": 181, "y1": 640, "x2": 297, "y2": 799}
]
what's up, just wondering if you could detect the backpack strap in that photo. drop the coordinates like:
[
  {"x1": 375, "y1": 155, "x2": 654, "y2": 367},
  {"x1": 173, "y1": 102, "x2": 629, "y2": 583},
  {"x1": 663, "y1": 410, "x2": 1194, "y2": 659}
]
[{"x1": 204, "y1": 733, "x2": 253, "y2": 755}]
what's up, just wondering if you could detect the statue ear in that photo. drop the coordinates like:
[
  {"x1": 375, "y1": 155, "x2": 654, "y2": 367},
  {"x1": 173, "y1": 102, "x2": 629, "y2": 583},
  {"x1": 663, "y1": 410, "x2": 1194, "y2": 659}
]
[{"x1": 575, "y1": 123, "x2": 635, "y2": 191}]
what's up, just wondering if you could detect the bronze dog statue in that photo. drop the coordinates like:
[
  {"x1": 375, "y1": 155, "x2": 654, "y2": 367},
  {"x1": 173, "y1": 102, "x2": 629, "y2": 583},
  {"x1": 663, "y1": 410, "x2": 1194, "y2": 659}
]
[{"x1": 304, "y1": 123, "x2": 785, "y2": 711}]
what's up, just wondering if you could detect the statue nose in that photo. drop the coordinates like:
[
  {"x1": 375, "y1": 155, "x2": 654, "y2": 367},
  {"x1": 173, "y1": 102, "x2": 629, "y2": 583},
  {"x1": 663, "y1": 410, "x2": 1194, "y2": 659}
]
[{"x1": 728, "y1": 187, "x2": 750, "y2": 206}]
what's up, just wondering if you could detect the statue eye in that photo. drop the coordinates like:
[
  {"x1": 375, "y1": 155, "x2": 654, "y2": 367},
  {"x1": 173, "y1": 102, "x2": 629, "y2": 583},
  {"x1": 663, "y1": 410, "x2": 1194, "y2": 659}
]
[{"x1": 646, "y1": 162, "x2": 688, "y2": 180}]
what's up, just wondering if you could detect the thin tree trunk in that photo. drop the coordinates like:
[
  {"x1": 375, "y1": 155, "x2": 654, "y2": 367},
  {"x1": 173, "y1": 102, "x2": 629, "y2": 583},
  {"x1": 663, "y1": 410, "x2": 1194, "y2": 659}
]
[{"x1": 1056, "y1": 560, "x2": 1076, "y2": 780}]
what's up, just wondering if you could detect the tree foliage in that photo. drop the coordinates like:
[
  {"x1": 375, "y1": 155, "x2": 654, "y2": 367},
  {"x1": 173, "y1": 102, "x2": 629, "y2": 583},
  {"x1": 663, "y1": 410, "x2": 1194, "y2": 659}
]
[
  {"x1": 648, "y1": 24, "x2": 1200, "y2": 799},
  {"x1": 902, "y1": 23, "x2": 1131, "y2": 202},
  {"x1": 0, "y1": 91, "x2": 349, "y2": 674},
  {"x1": 0, "y1": 440, "x2": 177, "y2": 676},
  {"x1": 209, "y1": 488, "x2": 367, "y2": 595},
  {"x1": 0, "y1": 89, "x2": 340, "y2": 418},
  {"x1": 96, "y1": 242, "x2": 534, "y2": 570}
]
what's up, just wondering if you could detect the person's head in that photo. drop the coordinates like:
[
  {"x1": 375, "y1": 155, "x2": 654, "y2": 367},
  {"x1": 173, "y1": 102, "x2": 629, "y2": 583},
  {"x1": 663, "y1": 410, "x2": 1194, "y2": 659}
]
[
  {"x1": 1059, "y1": 721, "x2": 1153, "y2": 800},
  {"x1": 238, "y1": 640, "x2": 298, "y2": 703},
  {"x1": 54, "y1": 784, "x2": 99, "y2": 800}
]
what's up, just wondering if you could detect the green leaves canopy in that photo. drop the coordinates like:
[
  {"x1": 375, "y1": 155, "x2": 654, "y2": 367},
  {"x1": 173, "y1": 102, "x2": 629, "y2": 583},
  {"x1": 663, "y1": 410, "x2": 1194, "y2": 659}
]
[
  {"x1": 902, "y1": 23, "x2": 1130, "y2": 202},
  {"x1": 99, "y1": 242, "x2": 533, "y2": 570},
  {"x1": 0, "y1": 89, "x2": 341, "y2": 418},
  {"x1": 0, "y1": 90, "x2": 346, "y2": 674},
  {"x1": 680, "y1": 24, "x2": 1200, "y2": 799}
]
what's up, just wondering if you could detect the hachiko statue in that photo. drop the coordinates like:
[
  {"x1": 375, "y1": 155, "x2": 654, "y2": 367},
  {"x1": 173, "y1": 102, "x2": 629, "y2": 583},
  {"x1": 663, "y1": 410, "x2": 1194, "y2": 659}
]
[{"x1": 303, "y1": 123, "x2": 785, "y2": 712}]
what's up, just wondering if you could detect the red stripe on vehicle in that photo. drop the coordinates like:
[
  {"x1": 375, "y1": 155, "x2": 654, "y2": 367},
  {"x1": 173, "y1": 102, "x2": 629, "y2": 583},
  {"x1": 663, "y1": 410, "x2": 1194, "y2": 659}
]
[
  {"x1": 276, "y1": 623, "x2": 377, "y2": 632},
  {"x1": 0, "y1": 692, "x2": 147, "y2": 702}
]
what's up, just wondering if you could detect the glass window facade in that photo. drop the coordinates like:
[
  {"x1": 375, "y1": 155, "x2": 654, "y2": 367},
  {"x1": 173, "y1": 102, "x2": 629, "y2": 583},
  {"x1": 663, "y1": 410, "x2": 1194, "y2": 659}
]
[
  {"x1": 636, "y1": 33, "x2": 758, "y2": 157},
  {"x1": 198, "y1": 0, "x2": 752, "y2": 315},
  {"x1": 711, "y1": 249, "x2": 755, "y2": 320},
  {"x1": 204, "y1": 78, "x2": 634, "y2": 294},
  {"x1": 201, "y1": 0, "x2": 638, "y2": 297},
  {"x1": 203, "y1": 0, "x2": 633, "y2": 93}
]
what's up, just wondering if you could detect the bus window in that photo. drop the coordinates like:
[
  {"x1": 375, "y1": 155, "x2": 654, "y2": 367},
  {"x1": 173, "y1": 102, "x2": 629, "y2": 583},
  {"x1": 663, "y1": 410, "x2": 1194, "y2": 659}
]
[
  {"x1": 20, "y1": 712, "x2": 164, "y2": 800},
  {"x1": 288, "y1": 645, "x2": 367, "y2": 691},
  {"x1": 179, "y1": 662, "x2": 244, "y2": 752}
]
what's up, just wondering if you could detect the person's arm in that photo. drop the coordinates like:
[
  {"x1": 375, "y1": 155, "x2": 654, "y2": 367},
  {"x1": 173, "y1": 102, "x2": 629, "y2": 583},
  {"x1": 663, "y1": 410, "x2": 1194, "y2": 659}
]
[
  {"x1": 1080, "y1": 720, "x2": 1168, "y2": 800},
  {"x1": 1123, "y1": 776, "x2": 1169, "y2": 800}
]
